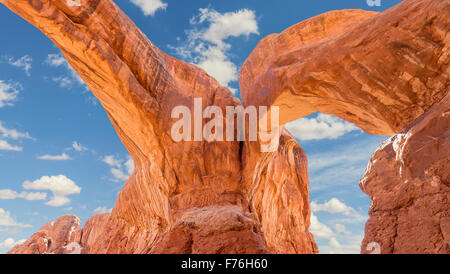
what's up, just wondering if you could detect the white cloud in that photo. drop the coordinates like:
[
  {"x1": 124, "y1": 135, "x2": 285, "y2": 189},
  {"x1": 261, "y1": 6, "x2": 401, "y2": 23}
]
[
  {"x1": 0, "y1": 140, "x2": 22, "y2": 151},
  {"x1": 0, "y1": 121, "x2": 32, "y2": 152},
  {"x1": 22, "y1": 175, "x2": 81, "y2": 207},
  {"x1": 310, "y1": 213, "x2": 363, "y2": 254},
  {"x1": 125, "y1": 156, "x2": 135, "y2": 175},
  {"x1": 286, "y1": 113, "x2": 359, "y2": 141},
  {"x1": 72, "y1": 141, "x2": 87, "y2": 152},
  {"x1": 0, "y1": 189, "x2": 47, "y2": 201},
  {"x1": 51, "y1": 76, "x2": 73, "y2": 88},
  {"x1": 0, "y1": 238, "x2": 26, "y2": 249},
  {"x1": 110, "y1": 168, "x2": 130, "y2": 181},
  {"x1": 334, "y1": 223, "x2": 351, "y2": 235},
  {"x1": 45, "y1": 54, "x2": 66, "y2": 67},
  {"x1": 37, "y1": 153, "x2": 72, "y2": 161},
  {"x1": 45, "y1": 54, "x2": 85, "y2": 88},
  {"x1": 7, "y1": 55, "x2": 32, "y2": 76},
  {"x1": 102, "y1": 155, "x2": 134, "y2": 182},
  {"x1": 110, "y1": 168, "x2": 129, "y2": 181},
  {"x1": 102, "y1": 155, "x2": 122, "y2": 168},
  {"x1": 0, "y1": 208, "x2": 31, "y2": 228},
  {"x1": 0, "y1": 121, "x2": 32, "y2": 140},
  {"x1": 322, "y1": 236, "x2": 362, "y2": 254},
  {"x1": 170, "y1": 8, "x2": 259, "y2": 92},
  {"x1": 93, "y1": 206, "x2": 112, "y2": 214},
  {"x1": 310, "y1": 213, "x2": 334, "y2": 239},
  {"x1": 130, "y1": 0, "x2": 167, "y2": 16},
  {"x1": 311, "y1": 198, "x2": 363, "y2": 219},
  {"x1": 0, "y1": 81, "x2": 20, "y2": 108}
]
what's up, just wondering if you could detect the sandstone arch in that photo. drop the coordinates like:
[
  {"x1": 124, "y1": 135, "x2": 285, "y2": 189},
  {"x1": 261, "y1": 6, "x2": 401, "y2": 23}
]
[
  {"x1": 240, "y1": 0, "x2": 449, "y2": 135},
  {"x1": 2, "y1": 0, "x2": 448, "y2": 254}
]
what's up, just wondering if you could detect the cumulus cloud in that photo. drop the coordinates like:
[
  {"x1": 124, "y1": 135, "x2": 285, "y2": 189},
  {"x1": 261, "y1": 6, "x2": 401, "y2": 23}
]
[
  {"x1": 37, "y1": 153, "x2": 72, "y2": 161},
  {"x1": 311, "y1": 198, "x2": 363, "y2": 220},
  {"x1": 72, "y1": 141, "x2": 88, "y2": 152},
  {"x1": 0, "y1": 208, "x2": 31, "y2": 228},
  {"x1": 170, "y1": 8, "x2": 259, "y2": 92},
  {"x1": 285, "y1": 113, "x2": 359, "y2": 141},
  {"x1": 0, "y1": 238, "x2": 26, "y2": 250},
  {"x1": 310, "y1": 213, "x2": 334, "y2": 239},
  {"x1": 93, "y1": 206, "x2": 112, "y2": 214},
  {"x1": 0, "y1": 189, "x2": 47, "y2": 201},
  {"x1": 102, "y1": 155, "x2": 134, "y2": 182},
  {"x1": 130, "y1": 0, "x2": 167, "y2": 16},
  {"x1": 22, "y1": 175, "x2": 81, "y2": 207},
  {"x1": 310, "y1": 213, "x2": 363, "y2": 254},
  {"x1": 7, "y1": 55, "x2": 32, "y2": 76},
  {"x1": 0, "y1": 81, "x2": 20, "y2": 108},
  {"x1": 45, "y1": 54, "x2": 85, "y2": 88}
]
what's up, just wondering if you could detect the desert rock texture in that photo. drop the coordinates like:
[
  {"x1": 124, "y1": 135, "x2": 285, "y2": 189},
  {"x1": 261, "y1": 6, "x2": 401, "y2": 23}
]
[{"x1": 3, "y1": 0, "x2": 449, "y2": 254}]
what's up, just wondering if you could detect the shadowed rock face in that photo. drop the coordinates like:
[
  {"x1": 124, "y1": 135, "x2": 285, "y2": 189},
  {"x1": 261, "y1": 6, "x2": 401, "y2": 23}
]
[{"x1": 2, "y1": 0, "x2": 448, "y2": 254}]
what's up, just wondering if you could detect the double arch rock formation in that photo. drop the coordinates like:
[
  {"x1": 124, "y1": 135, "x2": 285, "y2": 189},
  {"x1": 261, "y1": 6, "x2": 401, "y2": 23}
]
[{"x1": 3, "y1": 0, "x2": 448, "y2": 254}]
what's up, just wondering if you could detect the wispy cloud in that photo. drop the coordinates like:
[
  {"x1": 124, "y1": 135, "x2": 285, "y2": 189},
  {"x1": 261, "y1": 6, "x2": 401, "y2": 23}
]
[
  {"x1": 170, "y1": 8, "x2": 259, "y2": 92},
  {"x1": 72, "y1": 141, "x2": 88, "y2": 152},
  {"x1": 44, "y1": 53, "x2": 85, "y2": 89},
  {"x1": 37, "y1": 153, "x2": 72, "y2": 161},
  {"x1": 93, "y1": 206, "x2": 112, "y2": 214},
  {"x1": 0, "y1": 121, "x2": 33, "y2": 152},
  {"x1": 0, "y1": 140, "x2": 22, "y2": 151},
  {"x1": 0, "y1": 121, "x2": 32, "y2": 140},
  {"x1": 6, "y1": 55, "x2": 32, "y2": 76},
  {"x1": 0, "y1": 189, "x2": 47, "y2": 201},
  {"x1": 0, "y1": 81, "x2": 20, "y2": 108},
  {"x1": 102, "y1": 155, "x2": 134, "y2": 182},
  {"x1": 0, "y1": 208, "x2": 31, "y2": 228}
]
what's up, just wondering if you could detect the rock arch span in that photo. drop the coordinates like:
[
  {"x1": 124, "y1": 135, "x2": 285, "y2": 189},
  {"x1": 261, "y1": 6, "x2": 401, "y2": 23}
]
[{"x1": 2, "y1": 0, "x2": 448, "y2": 254}]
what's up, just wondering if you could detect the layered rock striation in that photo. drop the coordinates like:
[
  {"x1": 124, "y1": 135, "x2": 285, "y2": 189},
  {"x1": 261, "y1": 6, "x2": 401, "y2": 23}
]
[{"x1": 2, "y1": 0, "x2": 448, "y2": 254}]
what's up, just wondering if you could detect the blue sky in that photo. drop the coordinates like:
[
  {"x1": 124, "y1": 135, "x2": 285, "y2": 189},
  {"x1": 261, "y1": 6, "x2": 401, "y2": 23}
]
[{"x1": 0, "y1": 0, "x2": 401, "y2": 253}]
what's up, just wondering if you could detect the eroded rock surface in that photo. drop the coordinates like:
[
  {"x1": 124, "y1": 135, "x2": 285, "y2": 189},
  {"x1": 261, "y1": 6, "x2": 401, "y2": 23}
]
[
  {"x1": 8, "y1": 215, "x2": 83, "y2": 254},
  {"x1": 2, "y1": 0, "x2": 314, "y2": 254},
  {"x1": 360, "y1": 94, "x2": 449, "y2": 254},
  {"x1": 240, "y1": 0, "x2": 449, "y2": 135},
  {"x1": 2, "y1": 0, "x2": 448, "y2": 254}
]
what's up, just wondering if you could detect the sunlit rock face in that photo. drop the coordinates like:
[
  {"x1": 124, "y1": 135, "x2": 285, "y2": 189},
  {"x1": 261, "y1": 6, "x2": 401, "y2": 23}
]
[
  {"x1": 239, "y1": 0, "x2": 449, "y2": 254},
  {"x1": 360, "y1": 94, "x2": 450, "y2": 254},
  {"x1": 2, "y1": 0, "x2": 448, "y2": 254},
  {"x1": 2, "y1": 0, "x2": 314, "y2": 254},
  {"x1": 240, "y1": 0, "x2": 449, "y2": 135},
  {"x1": 8, "y1": 215, "x2": 83, "y2": 254}
]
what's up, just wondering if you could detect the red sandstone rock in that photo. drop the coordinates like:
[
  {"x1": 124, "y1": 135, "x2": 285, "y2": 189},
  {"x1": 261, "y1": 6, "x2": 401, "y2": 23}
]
[
  {"x1": 8, "y1": 215, "x2": 82, "y2": 254},
  {"x1": 240, "y1": 0, "x2": 449, "y2": 135},
  {"x1": 2, "y1": 0, "x2": 448, "y2": 254},
  {"x1": 360, "y1": 94, "x2": 449, "y2": 254},
  {"x1": 1, "y1": 0, "x2": 315, "y2": 254}
]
